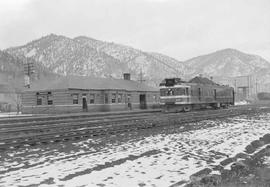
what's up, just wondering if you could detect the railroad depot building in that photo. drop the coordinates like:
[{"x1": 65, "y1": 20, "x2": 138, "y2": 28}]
[{"x1": 21, "y1": 74, "x2": 160, "y2": 114}]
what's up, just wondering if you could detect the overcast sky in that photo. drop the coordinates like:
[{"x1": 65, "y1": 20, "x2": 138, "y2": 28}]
[{"x1": 0, "y1": 0, "x2": 269, "y2": 61}]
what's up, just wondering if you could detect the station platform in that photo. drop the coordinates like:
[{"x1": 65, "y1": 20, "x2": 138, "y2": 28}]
[{"x1": 0, "y1": 109, "x2": 161, "y2": 122}]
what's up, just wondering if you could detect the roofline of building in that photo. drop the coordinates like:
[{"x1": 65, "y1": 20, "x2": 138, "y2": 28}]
[{"x1": 23, "y1": 87, "x2": 159, "y2": 93}]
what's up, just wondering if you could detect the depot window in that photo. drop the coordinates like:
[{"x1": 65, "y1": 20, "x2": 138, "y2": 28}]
[
  {"x1": 127, "y1": 94, "x2": 131, "y2": 103},
  {"x1": 90, "y1": 94, "x2": 95, "y2": 104},
  {"x1": 47, "y1": 92, "x2": 53, "y2": 105},
  {"x1": 118, "y1": 94, "x2": 122, "y2": 103},
  {"x1": 111, "y1": 93, "x2": 116, "y2": 103},
  {"x1": 36, "y1": 94, "x2": 42, "y2": 105},
  {"x1": 104, "y1": 93, "x2": 109, "y2": 104},
  {"x1": 72, "y1": 94, "x2": 79, "y2": 104}
]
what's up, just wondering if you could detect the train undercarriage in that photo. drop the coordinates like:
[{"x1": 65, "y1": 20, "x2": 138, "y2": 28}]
[{"x1": 161, "y1": 102, "x2": 231, "y2": 113}]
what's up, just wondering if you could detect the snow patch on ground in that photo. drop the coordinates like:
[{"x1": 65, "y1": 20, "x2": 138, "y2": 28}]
[
  {"x1": 235, "y1": 100, "x2": 249, "y2": 105},
  {"x1": 1, "y1": 113, "x2": 270, "y2": 187},
  {"x1": 0, "y1": 112, "x2": 32, "y2": 118}
]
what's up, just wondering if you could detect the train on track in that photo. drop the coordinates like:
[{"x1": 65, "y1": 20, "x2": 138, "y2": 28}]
[{"x1": 159, "y1": 76, "x2": 235, "y2": 112}]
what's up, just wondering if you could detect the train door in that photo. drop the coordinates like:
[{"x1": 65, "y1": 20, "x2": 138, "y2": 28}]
[
  {"x1": 139, "y1": 94, "x2": 147, "y2": 109},
  {"x1": 82, "y1": 95, "x2": 88, "y2": 112},
  {"x1": 214, "y1": 89, "x2": 217, "y2": 100},
  {"x1": 232, "y1": 90, "x2": 235, "y2": 105},
  {"x1": 127, "y1": 94, "x2": 132, "y2": 110}
]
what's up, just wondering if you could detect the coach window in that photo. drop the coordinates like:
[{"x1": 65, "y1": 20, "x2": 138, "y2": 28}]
[
  {"x1": 72, "y1": 94, "x2": 79, "y2": 104},
  {"x1": 177, "y1": 88, "x2": 185, "y2": 95},
  {"x1": 118, "y1": 93, "x2": 122, "y2": 103},
  {"x1": 185, "y1": 88, "x2": 189, "y2": 95},
  {"x1": 112, "y1": 93, "x2": 116, "y2": 103},
  {"x1": 36, "y1": 93, "x2": 42, "y2": 105},
  {"x1": 47, "y1": 92, "x2": 53, "y2": 105},
  {"x1": 90, "y1": 94, "x2": 95, "y2": 104}
]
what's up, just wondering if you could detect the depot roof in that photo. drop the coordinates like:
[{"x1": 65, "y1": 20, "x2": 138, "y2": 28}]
[{"x1": 25, "y1": 76, "x2": 158, "y2": 92}]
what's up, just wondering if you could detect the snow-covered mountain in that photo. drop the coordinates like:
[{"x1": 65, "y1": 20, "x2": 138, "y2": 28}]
[
  {"x1": 5, "y1": 34, "x2": 124, "y2": 78},
  {"x1": 182, "y1": 48, "x2": 270, "y2": 87},
  {"x1": 183, "y1": 48, "x2": 270, "y2": 78},
  {"x1": 5, "y1": 34, "x2": 186, "y2": 86},
  {"x1": 3, "y1": 34, "x2": 270, "y2": 89}
]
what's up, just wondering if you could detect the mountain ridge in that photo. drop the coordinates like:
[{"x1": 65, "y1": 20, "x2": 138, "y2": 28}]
[
  {"x1": 3, "y1": 34, "x2": 270, "y2": 90},
  {"x1": 5, "y1": 34, "x2": 186, "y2": 86}
]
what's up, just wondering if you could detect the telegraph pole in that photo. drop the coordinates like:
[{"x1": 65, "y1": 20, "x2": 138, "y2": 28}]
[
  {"x1": 138, "y1": 68, "x2": 146, "y2": 83},
  {"x1": 23, "y1": 60, "x2": 35, "y2": 88},
  {"x1": 256, "y1": 78, "x2": 258, "y2": 94}
]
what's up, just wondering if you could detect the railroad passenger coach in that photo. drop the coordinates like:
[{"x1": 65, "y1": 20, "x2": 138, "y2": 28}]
[
  {"x1": 159, "y1": 76, "x2": 234, "y2": 112},
  {"x1": 21, "y1": 74, "x2": 160, "y2": 114}
]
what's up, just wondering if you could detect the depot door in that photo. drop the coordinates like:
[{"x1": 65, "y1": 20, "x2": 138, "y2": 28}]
[
  {"x1": 139, "y1": 94, "x2": 147, "y2": 109},
  {"x1": 82, "y1": 96, "x2": 88, "y2": 112}
]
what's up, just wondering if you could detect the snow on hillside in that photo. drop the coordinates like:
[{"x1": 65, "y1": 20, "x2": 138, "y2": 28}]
[
  {"x1": 5, "y1": 34, "x2": 186, "y2": 86},
  {"x1": 183, "y1": 48, "x2": 270, "y2": 78},
  {"x1": 4, "y1": 35, "x2": 270, "y2": 88}
]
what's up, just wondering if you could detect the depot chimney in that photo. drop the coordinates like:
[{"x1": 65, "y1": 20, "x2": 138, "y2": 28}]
[{"x1": 123, "y1": 73, "x2": 131, "y2": 80}]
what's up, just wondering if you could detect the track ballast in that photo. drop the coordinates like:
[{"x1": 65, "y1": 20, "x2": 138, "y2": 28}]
[{"x1": 0, "y1": 105, "x2": 268, "y2": 151}]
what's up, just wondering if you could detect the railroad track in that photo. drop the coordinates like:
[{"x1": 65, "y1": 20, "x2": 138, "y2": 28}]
[{"x1": 0, "y1": 106, "x2": 269, "y2": 151}]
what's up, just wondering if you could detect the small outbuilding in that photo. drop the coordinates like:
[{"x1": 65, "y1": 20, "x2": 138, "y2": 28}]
[
  {"x1": 0, "y1": 83, "x2": 21, "y2": 112},
  {"x1": 21, "y1": 74, "x2": 160, "y2": 114}
]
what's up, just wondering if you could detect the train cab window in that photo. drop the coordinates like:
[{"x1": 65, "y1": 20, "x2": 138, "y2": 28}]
[
  {"x1": 90, "y1": 94, "x2": 95, "y2": 104},
  {"x1": 37, "y1": 95, "x2": 42, "y2": 105},
  {"x1": 167, "y1": 89, "x2": 174, "y2": 96},
  {"x1": 111, "y1": 93, "x2": 116, "y2": 103},
  {"x1": 175, "y1": 88, "x2": 179, "y2": 95},
  {"x1": 72, "y1": 94, "x2": 79, "y2": 104},
  {"x1": 118, "y1": 94, "x2": 122, "y2": 103}
]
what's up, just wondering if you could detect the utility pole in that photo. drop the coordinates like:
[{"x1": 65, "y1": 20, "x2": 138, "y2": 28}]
[
  {"x1": 23, "y1": 60, "x2": 35, "y2": 88},
  {"x1": 138, "y1": 68, "x2": 146, "y2": 83},
  {"x1": 256, "y1": 78, "x2": 258, "y2": 94},
  {"x1": 234, "y1": 78, "x2": 237, "y2": 101}
]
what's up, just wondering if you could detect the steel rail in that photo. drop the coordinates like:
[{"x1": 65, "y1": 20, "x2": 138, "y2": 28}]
[
  {"x1": 0, "y1": 107, "x2": 257, "y2": 150},
  {"x1": 0, "y1": 107, "x2": 240, "y2": 135}
]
